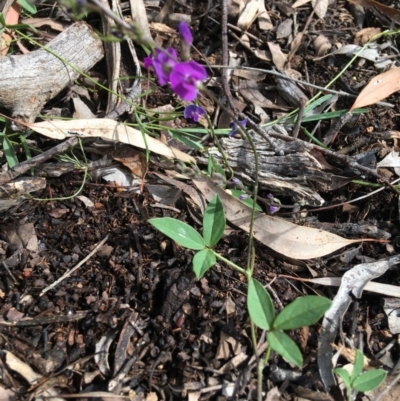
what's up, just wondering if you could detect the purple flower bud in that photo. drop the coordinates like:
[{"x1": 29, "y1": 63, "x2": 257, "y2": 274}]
[
  {"x1": 269, "y1": 205, "x2": 279, "y2": 214},
  {"x1": 184, "y1": 105, "x2": 206, "y2": 123},
  {"x1": 178, "y1": 22, "x2": 193, "y2": 47},
  {"x1": 229, "y1": 119, "x2": 248, "y2": 137},
  {"x1": 267, "y1": 194, "x2": 280, "y2": 214},
  {"x1": 232, "y1": 177, "x2": 241, "y2": 186},
  {"x1": 170, "y1": 61, "x2": 207, "y2": 101},
  {"x1": 239, "y1": 194, "x2": 249, "y2": 200}
]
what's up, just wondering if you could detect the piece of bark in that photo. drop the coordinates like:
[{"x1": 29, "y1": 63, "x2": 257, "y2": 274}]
[
  {"x1": 212, "y1": 132, "x2": 331, "y2": 206},
  {"x1": 0, "y1": 21, "x2": 104, "y2": 124},
  {"x1": 0, "y1": 177, "x2": 46, "y2": 212}
]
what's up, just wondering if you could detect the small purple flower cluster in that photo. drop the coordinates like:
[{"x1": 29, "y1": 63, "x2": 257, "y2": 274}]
[
  {"x1": 144, "y1": 22, "x2": 207, "y2": 102},
  {"x1": 229, "y1": 119, "x2": 248, "y2": 137}
]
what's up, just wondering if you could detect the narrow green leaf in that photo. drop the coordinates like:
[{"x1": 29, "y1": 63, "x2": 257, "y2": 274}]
[
  {"x1": 352, "y1": 369, "x2": 387, "y2": 393},
  {"x1": 19, "y1": 134, "x2": 32, "y2": 159},
  {"x1": 207, "y1": 154, "x2": 226, "y2": 183},
  {"x1": 2, "y1": 136, "x2": 18, "y2": 168},
  {"x1": 247, "y1": 279, "x2": 275, "y2": 330},
  {"x1": 334, "y1": 368, "x2": 351, "y2": 390},
  {"x1": 351, "y1": 350, "x2": 365, "y2": 383},
  {"x1": 303, "y1": 94, "x2": 333, "y2": 116},
  {"x1": 168, "y1": 130, "x2": 204, "y2": 150},
  {"x1": 203, "y1": 194, "x2": 225, "y2": 247},
  {"x1": 193, "y1": 249, "x2": 216, "y2": 278},
  {"x1": 149, "y1": 217, "x2": 205, "y2": 250},
  {"x1": 273, "y1": 296, "x2": 332, "y2": 330},
  {"x1": 17, "y1": 0, "x2": 37, "y2": 14},
  {"x1": 267, "y1": 330, "x2": 303, "y2": 367}
]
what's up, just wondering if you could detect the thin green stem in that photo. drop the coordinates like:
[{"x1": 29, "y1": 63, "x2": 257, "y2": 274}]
[
  {"x1": 212, "y1": 251, "x2": 246, "y2": 275},
  {"x1": 263, "y1": 344, "x2": 272, "y2": 365},
  {"x1": 29, "y1": 139, "x2": 89, "y2": 201},
  {"x1": 206, "y1": 115, "x2": 234, "y2": 180},
  {"x1": 250, "y1": 318, "x2": 259, "y2": 358},
  {"x1": 302, "y1": 127, "x2": 329, "y2": 148}
]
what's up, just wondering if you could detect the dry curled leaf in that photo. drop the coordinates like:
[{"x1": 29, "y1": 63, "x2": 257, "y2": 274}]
[
  {"x1": 313, "y1": 34, "x2": 332, "y2": 57},
  {"x1": 350, "y1": 67, "x2": 400, "y2": 111}
]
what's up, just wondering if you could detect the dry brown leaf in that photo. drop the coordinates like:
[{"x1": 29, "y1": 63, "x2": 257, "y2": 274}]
[
  {"x1": 354, "y1": 27, "x2": 381, "y2": 45},
  {"x1": 21, "y1": 18, "x2": 65, "y2": 31},
  {"x1": 112, "y1": 147, "x2": 148, "y2": 179},
  {"x1": 347, "y1": 0, "x2": 400, "y2": 22},
  {"x1": 276, "y1": 19, "x2": 293, "y2": 39},
  {"x1": 312, "y1": 0, "x2": 328, "y2": 19},
  {"x1": 267, "y1": 42, "x2": 287, "y2": 69},
  {"x1": 1, "y1": 2, "x2": 20, "y2": 55},
  {"x1": 193, "y1": 176, "x2": 363, "y2": 260},
  {"x1": 239, "y1": 80, "x2": 284, "y2": 109},
  {"x1": 27, "y1": 119, "x2": 195, "y2": 164},
  {"x1": 350, "y1": 67, "x2": 400, "y2": 111}
]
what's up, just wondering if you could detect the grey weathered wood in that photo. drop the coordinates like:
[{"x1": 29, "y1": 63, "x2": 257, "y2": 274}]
[
  {"x1": 0, "y1": 21, "x2": 104, "y2": 124},
  {"x1": 212, "y1": 131, "x2": 333, "y2": 206}
]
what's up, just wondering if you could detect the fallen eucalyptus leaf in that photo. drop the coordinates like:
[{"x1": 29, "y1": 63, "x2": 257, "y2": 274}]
[
  {"x1": 350, "y1": 67, "x2": 400, "y2": 111},
  {"x1": 27, "y1": 119, "x2": 195, "y2": 163},
  {"x1": 193, "y1": 176, "x2": 366, "y2": 260}
]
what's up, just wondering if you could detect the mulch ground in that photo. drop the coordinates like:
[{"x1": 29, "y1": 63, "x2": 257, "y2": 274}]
[{"x1": 1, "y1": 0, "x2": 400, "y2": 400}]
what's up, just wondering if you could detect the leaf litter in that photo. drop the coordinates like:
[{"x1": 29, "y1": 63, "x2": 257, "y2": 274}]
[{"x1": 1, "y1": 0, "x2": 400, "y2": 400}]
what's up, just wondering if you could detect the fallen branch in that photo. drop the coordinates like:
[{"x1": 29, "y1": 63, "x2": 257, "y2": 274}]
[{"x1": 0, "y1": 21, "x2": 104, "y2": 124}]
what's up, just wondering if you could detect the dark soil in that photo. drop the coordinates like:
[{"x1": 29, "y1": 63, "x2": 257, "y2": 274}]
[{"x1": 1, "y1": 0, "x2": 400, "y2": 400}]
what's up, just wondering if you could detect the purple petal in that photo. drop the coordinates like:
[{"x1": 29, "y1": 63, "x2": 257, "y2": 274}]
[
  {"x1": 231, "y1": 177, "x2": 241, "y2": 186},
  {"x1": 269, "y1": 205, "x2": 279, "y2": 214},
  {"x1": 152, "y1": 48, "x2": 178, "y2": 86},
  {"x1": 184, "y1": 105, "x2": 206, "y2": 122},
  {"x1": 144, "y1": 56, "x2": 153, "y2": 69},
  {"x1": 239, "y1": 194, "x2": 249, "y2": 200},
  {"x1": 170, "y1": 61, "x2": 207, "y2": 101},
  {"x1": 267, "y1": 194, "x2": 280, "y2": 214},
  {"x1": 178, "y1": 22, "x2": 193, "y2": 47},
  {"x1": 229, "y1": 119, "x2": 248, "y2": 137}
]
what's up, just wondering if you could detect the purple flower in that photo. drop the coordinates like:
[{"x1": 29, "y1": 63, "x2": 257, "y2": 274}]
[
  {"x1": 179, "y1": 22, "x2": 193, "y2": 47},
  {"x1": 231, "y1": 177, "x2": 241, "y2": 186},
  {"x1": 145, "y1": 48, "x2": 178, "y2": 86},
  {"x1": 268, "y1": 194, "x2": 280, "y2": 214},
  {"x1": 184, "y1": 105, "x2": 206, "y2": 122},
  {"x1": 229, "y1": 119, "x2": 248, "y2": 137},
  {"x1": 170, "y1": 61, "x2": 207, "y2": 101},
  {"x1": 239, "y1": 194, "x2": 249, "y2": 200}
]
